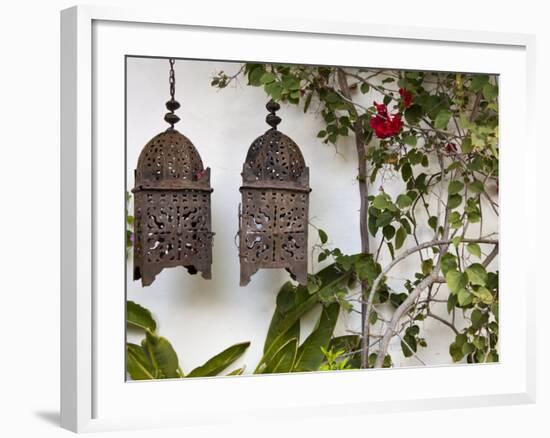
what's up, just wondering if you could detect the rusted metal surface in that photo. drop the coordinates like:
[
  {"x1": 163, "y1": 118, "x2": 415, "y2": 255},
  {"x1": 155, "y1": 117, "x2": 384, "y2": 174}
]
[
  {"x1": 239, "y1": 100, "x2": 311, "y2": 286},
  {"x1": 132, "y1": 59, "x2": 213, "y2": 287}
]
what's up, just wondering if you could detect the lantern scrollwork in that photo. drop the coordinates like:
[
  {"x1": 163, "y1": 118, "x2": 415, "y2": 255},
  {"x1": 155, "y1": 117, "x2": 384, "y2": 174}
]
[
  {"x1": 132, "y1": 59, "x2": 214, "y2": 287},
  {"x1": 238, "y1": 100, "x2": 311, "y2": 286}
]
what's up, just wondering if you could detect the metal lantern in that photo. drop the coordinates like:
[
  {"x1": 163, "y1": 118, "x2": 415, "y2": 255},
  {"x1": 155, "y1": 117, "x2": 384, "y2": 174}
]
[
  {"x1": 238, "y1": 100, "x2": 311, "y2": 286},
  {"x1": 132, "y1": 59, "x2": 213, "y2": 286}
]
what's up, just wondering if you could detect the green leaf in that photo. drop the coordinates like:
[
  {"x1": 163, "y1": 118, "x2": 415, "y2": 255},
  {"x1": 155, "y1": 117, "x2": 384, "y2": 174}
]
[
  {"x1": 470, "y1": 309, "x2": 484, "y2": 329},
  {"x1": 445, "y1": 270, "x2": 468, "y2": 294},
  {"x1": 469, "y1": 180, "x2": 484, "y2": 194},
  {"x1": 401, "y1": 162, "x2": 413, "y2": 181},
  {"x1": 318, "y1": 229, "x2": 328, "y2": 244},
  {"x1": 404, "y1": 104, "x2": 423, "y2": 125},
  {"x1": 448, "y1": 181, "x2": 464, "y2": 195},
  {"x1": 360, "y1": 82, "x2": 370, "y2": 94},
  {"x1": 447, "y1": 194, "x2": 463, "y2": 209},
  {"x1": 470, "y1": 75, "x2": 489, "y2": 92},
  {"x1": 383, "y1": 225, "x2": 396, "y2": 240},
  {"x1": 421, "y1": 259, "x2": 433, "y2": 275},
  {"x1": 465, "y1": 263, "x2": 488, "y2": 286},
  {"x1": 294, "y1": 303, "x2": 340, "y2": 371},
  {"x1": 428, "y1": 216, "x2": 438, "y2": 231},
  {"x1": 396, "y1": 194, "x2": 413, "y2": 208},
  {"x1": 441, "y1": 253, "x2": 457, "y2": 275},
  {"x1": 461, "y1": 137, "x2": 473, "y2": 153},
  {"x1": 142, "y1": 332, "x2": 180, "y2": 378},
  {"x1": 261, "y1": 338, "x2": 298, "y2": 374},
  {"x1": 127, "y1": 300, "x2": 157, "y2": 333},
  {"x1": 434, "y1": 110, "x2": 452, "y2": 130},
  {"x1": 395, "y1": 226, "x2": 407, "y2": 250},
  {"x1": 376, "y1": 211, "x2": 394, "y2": 228},
  {"x1": 265, "y1": 82, "x2": 283, "y2": 101},
  {"x1": 260, "y1": 72, "x2": 276, "y2": 84},
  {"x1": 127, "y1": 343, "x2": 156, "y2": 380},
  {"x1": 457, "y1": 289, "x2": 472, "y2": 307},
  {"x1": 482, "y1": 83, "x2": 498, "y2": 100},
  {"x1": 466, "y1": 243, "x2": 482, "y2": 258},
  {"x1": 403, "y1": 134, "x2": 417, "y2": 146},
  {"x1": 472, "y1": 287, "x2": 493, "y2": 305},
  {"x1": 187, "y1": 342, "x2": 250, "y2": 377},
  {"x1": 247, "y1": 65, "x2": 266, "y2": 86},
  {"x1": 260, "y1": 265, "x2": 344, "y2": 368},
  {"x1": 373, "y1": 194, "x2": 392, "y2": 210}
]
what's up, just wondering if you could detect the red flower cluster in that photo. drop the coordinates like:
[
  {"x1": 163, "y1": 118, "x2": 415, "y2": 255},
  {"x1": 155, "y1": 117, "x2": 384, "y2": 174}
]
[
  {"x1": 369, "y1": 102, "x2": 403, "y2": 139},
  {"x1": 399, "y1": 87, "x2": 413, "y2": 108}
]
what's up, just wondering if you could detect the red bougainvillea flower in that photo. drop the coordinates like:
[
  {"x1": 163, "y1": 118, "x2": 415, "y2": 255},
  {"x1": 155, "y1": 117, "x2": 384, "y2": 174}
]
[
  {"x1": 445, "y1": 142, "x2": 458, "y2": 154},
  {"x1": 399, "y1": 88, "x2": 413, "y2": 108},
  {"x1": 370, "y1": 102, "x2": 403, "y2": 139}
]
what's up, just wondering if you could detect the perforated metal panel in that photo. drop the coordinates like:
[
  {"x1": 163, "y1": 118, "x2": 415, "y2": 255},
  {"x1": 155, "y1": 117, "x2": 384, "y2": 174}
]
[
  {"x1": 239, "y1": 101, "x2": 311, "y2": 286},
  {"x1": 133, "y1": 129, "x2": 213, "y2": 286}
]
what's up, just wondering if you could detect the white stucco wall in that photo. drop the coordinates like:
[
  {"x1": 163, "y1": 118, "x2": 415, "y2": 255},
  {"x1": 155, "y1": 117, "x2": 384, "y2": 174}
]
[{"x1": 126, "y1": 57, "x2": 498, "y2": 374}]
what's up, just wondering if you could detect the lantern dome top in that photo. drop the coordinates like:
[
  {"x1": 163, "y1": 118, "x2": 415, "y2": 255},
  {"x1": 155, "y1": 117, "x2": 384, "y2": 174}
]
[
  {"x1": 243, "y1": 101, "x2": 307, "y2": 183},
  {"x1": 135, "y1": 128, "x2": 208, "y2": 190}
]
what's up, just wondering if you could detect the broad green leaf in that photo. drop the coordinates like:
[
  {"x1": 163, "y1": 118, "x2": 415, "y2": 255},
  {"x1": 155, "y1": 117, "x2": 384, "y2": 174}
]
[
  {"x1": 395, "y1": 226, "x2": 407, "y2": 250},
  {"x1": 187, "y1": 342, "x2": 250, "y2": 377},
  {"x1": 260, "y1": 72, "x2": 276, "y2": 84},
  {"x1": 445, "y1": 270, "x2": 468, "y2": 294},
  {"x1": 260, "y1": 265, "x2": 344, "y2": 368},
  {"x1": 457, "y1": 289, "x2": 472, "y2": 307},
  {"x1": 265, "y1": 82, "x2": 283, "y2": 101},
  {"x1": 482, "y1": 83, "x2": 498, "y2": 100},
  {"x1": 127, "y1": 300, "x2": 157, "y2": 333},
  {"x1": 469, "y1": 180, "x2": 484, "y2": 194},
  {"x1": 294, "y1": 303, "x2": 340, "y2": 371},
  {"x1": 401, "y1": 162, "x2": 413, "y2": 181},
  {"x1": 473, "y1": 287, "x2": 493, "y2": 304},
  {"x1": 434, "y1": 110, "x2": 452, "y2": 130},
  {"x1": 404, "y1": 104, "x2": 423, "y2": 125},
  {"x1": 127, "y1": 343, "x2": 156, "y2": 380},
  {"x1": 470, "y1": 75, "x2": 489, "y2": 92},
  {"x1": 470, "y1": 309, "x2": 484, "y2": 329},
  {"x1": 396, "y1": 194, "x2": 413, "y2": 208},
  {"x1": 376, "y1": 211, "x2": 394, "y2": 228},
  {"x1": 466, "y1": 243, "x2": 482, "y2": 258},
  {"x1": 461, "y1": 137, "x2": 473, "y2": 153},
  {"x1": 403, "y1": 134, "x2": 417, "y2": 146},
  {"x1": 383, "y1": 225, "x2": 396, "y2": 240},
  {"x1": 373, "y1": 194, "x2": 392, "y2": 210},
  {"x1": 447, "y1": 194, "x2": 462, "y2": 209},
  {"x1": 448, "y1": 181, "x2": 464, "y2": 195},
  {"x1": 247, "y1": 65, "x2": 266, "y2": 86},
  {"x1": 142, "y1": 332, "x2": 180, "y2": 378},
  {"x1": 318, "y1": 229, "x2": 328, "y2": 244},
  {"x1": 441, "y1": 253, "x2": 457, "y2": 275},
  {"x1": 465, "y1": 263, "x2": 488, "y2": 286},
  {"x1": 261, "y1": 338, "x2": 298, "y2": 374},
  {"x1": 421, "y1": 259, "x2": 433, "y2": 275}
]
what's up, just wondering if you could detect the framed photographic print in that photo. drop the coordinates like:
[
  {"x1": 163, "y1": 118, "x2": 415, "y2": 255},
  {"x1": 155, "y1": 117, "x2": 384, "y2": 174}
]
[{"x1": 61, "y1": 5, "x2": 536, "y2": 433}]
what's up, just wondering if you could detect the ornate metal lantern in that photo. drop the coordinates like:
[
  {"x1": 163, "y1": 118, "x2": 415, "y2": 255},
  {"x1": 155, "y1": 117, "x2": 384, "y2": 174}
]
[
  {"x1": 238, "y1": 100, "x2": 311, "y2": 286},
  {"x1": 132, "y1": 59, "x2": 213, "y2": 286}
]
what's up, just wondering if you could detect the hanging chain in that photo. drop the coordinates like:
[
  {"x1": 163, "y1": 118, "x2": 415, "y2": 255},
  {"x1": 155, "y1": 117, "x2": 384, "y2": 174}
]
[
  {"x1": 164, "y1": 58, "x2": 180, "y2": 129},
  {"x1": 168, "y1": 58, "x2": 176, "y2": 101}
]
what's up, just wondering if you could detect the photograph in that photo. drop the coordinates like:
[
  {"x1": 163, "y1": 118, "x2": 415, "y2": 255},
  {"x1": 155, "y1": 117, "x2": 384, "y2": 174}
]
[{"x1": 125, "y1": 57, "x2": 499, "y2": 379}]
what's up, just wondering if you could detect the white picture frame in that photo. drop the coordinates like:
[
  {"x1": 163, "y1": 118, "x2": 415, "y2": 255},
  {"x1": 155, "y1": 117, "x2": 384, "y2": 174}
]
[{"x1": 60, "y1": 5, "x2": 536, "y2": 433}]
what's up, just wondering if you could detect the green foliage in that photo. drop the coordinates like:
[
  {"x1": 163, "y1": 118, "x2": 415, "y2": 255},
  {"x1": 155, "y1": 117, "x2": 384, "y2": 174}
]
[
  {"x1": 207, "y1": 66, "x2": 500, "y2": 368},
  {"x1": 126, "y1": 301, "x2": 250, "y2": 379}
]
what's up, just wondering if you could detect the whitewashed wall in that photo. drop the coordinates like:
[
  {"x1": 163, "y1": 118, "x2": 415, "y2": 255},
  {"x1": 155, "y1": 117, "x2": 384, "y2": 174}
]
[{"x1": 126, "y1": 57, "x2": 498, "y2": 373}]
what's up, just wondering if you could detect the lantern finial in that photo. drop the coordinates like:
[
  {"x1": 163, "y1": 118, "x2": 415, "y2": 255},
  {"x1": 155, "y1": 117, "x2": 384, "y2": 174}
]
[
  {"x1": 265, "y1": 99, "x2": 281, "y2": 130},
  {"x1": 164, "y1": 58, "x2": 181, "y2": 129}
]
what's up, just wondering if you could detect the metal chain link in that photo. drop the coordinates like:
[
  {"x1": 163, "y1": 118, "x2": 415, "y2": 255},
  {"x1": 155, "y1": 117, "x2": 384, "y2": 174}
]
[{"x1": 169, "y1": 58, "x2": 175, "y2": 100}]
